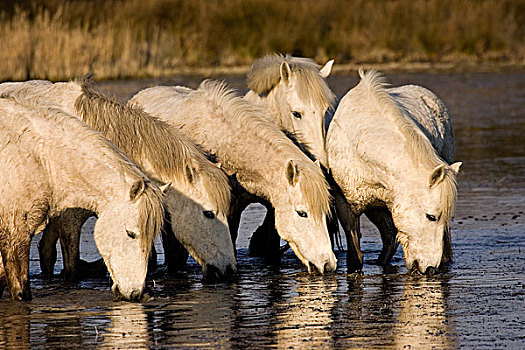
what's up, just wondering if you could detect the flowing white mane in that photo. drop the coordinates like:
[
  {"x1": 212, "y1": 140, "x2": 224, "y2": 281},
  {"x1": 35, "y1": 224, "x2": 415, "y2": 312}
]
[
  {"x1": 74, "y1": 80, "x2": 231, "y2": 215},
  {"x1": 248, "y1": 54, "x2": 336, "y2": 110},
  {"x1": 356, "y1": 69, "x2": 458, "y2": 223},
  {"x1": 197, "y1": 79, "x2": 331, "y2": 221}
]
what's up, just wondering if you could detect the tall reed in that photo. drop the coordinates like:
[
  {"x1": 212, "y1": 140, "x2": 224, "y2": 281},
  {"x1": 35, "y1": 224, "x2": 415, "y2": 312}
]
[{"x1": 1, "y1": 0, "x2": 523, "y2": 80}]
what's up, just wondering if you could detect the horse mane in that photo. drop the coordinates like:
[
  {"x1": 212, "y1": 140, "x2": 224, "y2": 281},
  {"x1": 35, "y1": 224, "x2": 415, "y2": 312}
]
[
  {"x1": 0, "y1": 95, "x2": 163, "y2": 251},
  {"x1": 356, "y1": 69, "x2": 458, "y2": 223},
  {"x1": 248, "y1": 54, "x2": 336, "y2": 110},
  {"x1": 74, "y1": 79, "x2": 231, "y2": 215},
  {"x1": 197, "y1": 79, "x2": 331, "y2": 220}
]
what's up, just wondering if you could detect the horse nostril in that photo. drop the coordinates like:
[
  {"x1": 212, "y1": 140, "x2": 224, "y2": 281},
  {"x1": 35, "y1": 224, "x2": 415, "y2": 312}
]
[
  {"x1": 204, "y1": 264, "x2": 221, "y2": 282},
  {"x1": 130, "y1": 290, "x2": 143, "y2": 302},
  {"x1": 410, "y1": 260, "x2": 420, "y2": 274},
  {"x1": 425, "y1": 266, "x2": 436, "y2": 275},
  {"x1": 323, "y1": 262, "x2": 332, "y2": 273},
  {"x1": 308, "y1": 262, "x2": 317, "y2": 273}
]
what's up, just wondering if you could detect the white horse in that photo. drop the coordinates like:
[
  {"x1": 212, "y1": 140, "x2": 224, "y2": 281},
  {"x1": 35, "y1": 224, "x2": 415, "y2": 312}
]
[
  {"x1": 244, "y1": 54, "x2": 339, "y2": 258},
  {"x1": 0, "y1": 97, "x2": 164, "y2": 300},
  {"x1": 0, "y1": 79, "x2": 236, "y2": 281},
  {"x1": 130, "y1": 80, "x2": 337, "y2": 273},
  {"x1": 326, "y1": 70, "x2": 461, "y2": 274}
]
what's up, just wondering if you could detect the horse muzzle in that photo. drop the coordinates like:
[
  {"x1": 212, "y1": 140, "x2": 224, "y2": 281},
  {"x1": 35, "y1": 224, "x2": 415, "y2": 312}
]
[
  {"x1": 203, "y1": 263, "x2": 237, "y2": 283},
  {"x1": 410, "y1": 260, "x2": 438, "y2": 275},
  {"x1": 112, "y1": 284, "x2": 145, "y2": 302}
]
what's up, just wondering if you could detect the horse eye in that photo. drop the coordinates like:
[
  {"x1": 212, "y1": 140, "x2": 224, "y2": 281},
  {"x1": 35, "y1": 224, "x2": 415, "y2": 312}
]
[
  {"x1": 296, "y1": 210, "x2": 308, "y2": 218},
  {"x1": 126, "y1": 230, "x2": 137, "y2": 239},
  {"x1": 203, "y1": 211, "x2": 216, "y2": 219},
  {"x1": 426, "y1": 214, "x2": 437, "y2": 222},
  {"x1": 292, "y1": 111, "x2": 302, "y2": 119}
]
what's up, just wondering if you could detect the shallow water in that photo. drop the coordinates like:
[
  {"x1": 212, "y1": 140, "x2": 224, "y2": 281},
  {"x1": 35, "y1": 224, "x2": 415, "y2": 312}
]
[{"x1": 2, "y1": 70, "x2": 524, "y2": 348}]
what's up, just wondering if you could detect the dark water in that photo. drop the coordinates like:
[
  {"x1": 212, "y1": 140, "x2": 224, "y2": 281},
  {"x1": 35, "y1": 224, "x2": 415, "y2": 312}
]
[{"x1": 2, "y1": 70, "x2": 524, "y2": 348}]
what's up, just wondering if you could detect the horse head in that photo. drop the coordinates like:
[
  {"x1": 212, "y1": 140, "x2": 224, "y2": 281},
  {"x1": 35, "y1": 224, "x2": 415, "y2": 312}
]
[
  {"x1": 162, "y1": 164, "x2": 236, "y2": 281},
  {"x1": 394, "y1": 162, "x2": 461, "y2": 274},
  {"x1": 247, "y1": 55, "x2": 335, "y2": 168},
  {"x1": 273, "y1": 160, "x2": 337, "y2": 273},
  {"x1": 95, "y1": 177, "x2": 164, "y2": 301}
]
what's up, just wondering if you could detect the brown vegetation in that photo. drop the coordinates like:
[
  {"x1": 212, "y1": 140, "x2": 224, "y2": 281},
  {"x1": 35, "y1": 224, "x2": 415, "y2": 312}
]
[{"x1": 1, "y1": 0, "x2": 524, "y2": 81}]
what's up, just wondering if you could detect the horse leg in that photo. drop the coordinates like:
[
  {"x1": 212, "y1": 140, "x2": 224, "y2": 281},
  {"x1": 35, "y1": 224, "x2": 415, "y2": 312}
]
[
  {"x1": 327, "y1": 204, "x2": 341, "y2": 250},
  {"x1": 161, "y1": 209, "x2": 189, "y2": 275},
  {"x1": 0, "y1": 230, "x2": 32, "y2": 301},
  {"x1": 148, "y1": 243, "x2": 157, "y2": 273},
  {"x1": 57, "y1": 208, "x2": 92, "y2": 281},
  {"x1": 364, "y1": 206, "x2": 399, "y2": 266},
  {"x1": 227, "y1": 203, "x2": 244, "y2": 253},
  {"x1": 334, "y1": 191, "x2": 363, "y2": 272},
  {"x1": 38, "y1": 218, "x2": 59, "y2": 277},
  {"x1": 249, "y1": 204, "x2": 281, "y2": 264},
  {"x1": 441, "y1": 226, "x2": 453, "y2": 265}
]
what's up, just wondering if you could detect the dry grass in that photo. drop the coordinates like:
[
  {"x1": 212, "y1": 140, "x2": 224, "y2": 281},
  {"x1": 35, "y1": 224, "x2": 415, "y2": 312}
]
[{"x1": 1, "y1": 0, "x2": 523, "y2": 81}]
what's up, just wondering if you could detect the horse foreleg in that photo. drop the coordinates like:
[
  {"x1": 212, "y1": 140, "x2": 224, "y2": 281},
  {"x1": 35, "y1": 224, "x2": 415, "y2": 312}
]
[
  {"x1": 38, "y1": 219, "x2": 59, "y2": 277},
  {"x1": 249, "y1": 204, "x2": 281, "y2": 264},
  {"x1": 334, "y1": 191, "x2": 363, "y2": 272},
  {"x1": 57, "y1": 208, "x2": 92, "y2": 281},
  {"x1": 365, "y1": 206, "x2": 399, "y2": 266},
  {"x1": 441, "y1": 226, "x2": 453, "y2": 265},
  {"x1": 0, "y1": 231, "x2": 32, "y2": 301},
  {"x1": 161, "y1": 209, "x2": 189, "y2": 275}
]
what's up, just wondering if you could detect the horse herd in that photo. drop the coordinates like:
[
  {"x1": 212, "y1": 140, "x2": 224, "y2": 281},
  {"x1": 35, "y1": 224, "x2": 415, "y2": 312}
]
[{"x1": 0, "y1": 54, "x2": 461, "y2": 301}]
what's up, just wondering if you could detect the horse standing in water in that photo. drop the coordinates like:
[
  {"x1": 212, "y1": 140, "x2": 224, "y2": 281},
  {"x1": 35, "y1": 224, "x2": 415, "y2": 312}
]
[
  {"x1": 326, "y1": 70, "x2": 461, "y2": 274},
  {"x1": 0, "y1": 97, "x2": 164, "y2": 300},
  {"x1": 131, "y1": 80, "x2": 337, "y2": 273},
  {"x1": 244, "y1": 54, "x2": 340, "y2": 260},
  {"x1": 0, "y1": 79, "x2": 235, "y2": 281}
]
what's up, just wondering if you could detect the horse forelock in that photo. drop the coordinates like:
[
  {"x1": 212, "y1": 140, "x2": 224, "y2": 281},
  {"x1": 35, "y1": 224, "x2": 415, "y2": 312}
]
[
  {"x1": 197, "y1": 79, "x2": 331, "y2": 219},
  {"x1": 75, "y1": 83, "x2": 231, "y2": 214},
  {"x1": 248, "y1": 54, "x2": 335, "y2": 110},
  {"x1": 137, "y1": 182, "x2": 164, "y2": 252},
  {"x1": 297, "y1": 163, "x2": 332, "y2": 221},
  {"x1": 357, "y1": 69, "x2": 458, "y2": 224}
]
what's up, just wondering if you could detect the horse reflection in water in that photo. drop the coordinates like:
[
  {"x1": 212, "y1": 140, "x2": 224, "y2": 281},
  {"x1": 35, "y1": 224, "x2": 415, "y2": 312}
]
[
  {"x1": 103, "y1": 303, "x2": 148, "y2": 348},
  {"x1": 0, "y1": 303, "x2": 30, "y2": 348},
  {"x1": 275, "y1": 274, "x2": 338, "y2": 347},
  {"x1": 394, "y1": 276, "x2": 455, "y2": 349}
]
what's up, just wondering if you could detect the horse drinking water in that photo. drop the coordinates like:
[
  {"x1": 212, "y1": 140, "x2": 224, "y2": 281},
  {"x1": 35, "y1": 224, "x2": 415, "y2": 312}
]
[
  {"x1": 244, "y1": 54, "x2": 339, "y2": 259},
  {"x1": 0, "y1": 97, "x2": 164, "y2": 300},
  {"x1": 326, "y1": 70, "x2": 461, "y2": 274},
  {"x1": 130, "y1": 80, "x2": 337, "y2": 273},
  {"x1": 0, "y1": 79, "x2": 235, "y2": 281}
]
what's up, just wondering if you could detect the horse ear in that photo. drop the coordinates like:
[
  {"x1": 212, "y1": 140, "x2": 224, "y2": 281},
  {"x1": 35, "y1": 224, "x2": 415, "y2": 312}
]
[
  {"x1": 319, "y1": 59, "x2": 334, "y2": 78},
  {"x1": 159, "y1": 182, "x2": 171, "y2": 194},
  {"x1": 429, "y1": 164, "x2": 447, "y2": 188},
  {"x1": 130, "y1": 178, "x2": 146, "y2": 201},
  {"x1": 449, "y1": 162, "x2": 462, "y2": 175},
  {"x1": 280, "y1": 61, "x2": 292, "y2": 84},
  {"x1": 286, "y1": 160, "x2": 299, "y2": 186}
]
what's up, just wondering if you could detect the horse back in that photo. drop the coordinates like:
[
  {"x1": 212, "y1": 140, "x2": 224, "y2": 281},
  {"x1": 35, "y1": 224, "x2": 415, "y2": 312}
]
[{"x1": 388, "y1": 85, "x2": 455, "y2": 163}]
